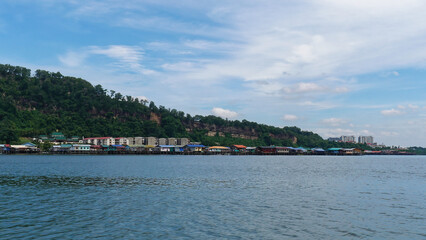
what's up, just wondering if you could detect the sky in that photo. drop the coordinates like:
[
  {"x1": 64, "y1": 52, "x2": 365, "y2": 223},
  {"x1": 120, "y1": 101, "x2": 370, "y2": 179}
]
[{"x1": 1, "y1": 0, "x2": 426, "y2": 147}]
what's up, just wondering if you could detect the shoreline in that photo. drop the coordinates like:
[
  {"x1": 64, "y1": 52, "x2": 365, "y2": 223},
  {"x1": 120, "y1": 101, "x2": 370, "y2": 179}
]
[{"x1": 1, "y1": 151, "x2": 418, "y2": 156}]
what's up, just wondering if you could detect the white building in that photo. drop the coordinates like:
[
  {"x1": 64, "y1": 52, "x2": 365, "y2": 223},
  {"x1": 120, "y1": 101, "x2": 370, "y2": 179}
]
[
  {"x1": 358, "y1": 136, "x2": 374, "y2": 145},
  {"x1": 146, "y1": 137, "x2": 158, "y2": 146},
  {"x1": 177, "y1": 138, "x2": 190, "y2": 145},
  {"x1": 127, "y1": 137, "x2": 144, "y2": 145},
  {"x1": 83, "y1": 137, "x2": 115, "y2": 145},
  {"x1": 340, "y1": 135, "x2": 355, "y2": 143},
  {"x1": 115, "y1": 137, "x2": 130, "y2": 145}
]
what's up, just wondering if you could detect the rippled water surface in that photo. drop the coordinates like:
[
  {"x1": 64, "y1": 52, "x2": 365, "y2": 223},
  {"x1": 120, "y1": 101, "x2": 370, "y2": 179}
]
[{"x1": 1, "y1": 155, "x2": 425, "y2": 239}]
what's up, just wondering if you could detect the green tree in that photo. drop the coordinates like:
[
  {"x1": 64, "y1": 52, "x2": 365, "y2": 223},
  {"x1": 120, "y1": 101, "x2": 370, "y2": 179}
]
[{"x1": 0, "y1": 119, "x2": 18, "y2": 143}]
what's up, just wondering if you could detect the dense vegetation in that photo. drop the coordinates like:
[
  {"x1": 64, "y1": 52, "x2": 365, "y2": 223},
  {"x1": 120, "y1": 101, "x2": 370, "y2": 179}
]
[{"x1": 0, "y1": 63, "x2": 374, "y2": 149}]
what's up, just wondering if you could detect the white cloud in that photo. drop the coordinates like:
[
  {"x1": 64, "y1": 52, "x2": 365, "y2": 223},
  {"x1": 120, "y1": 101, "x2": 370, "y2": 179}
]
[
  {"x1": 381, "y1": 108, "x2": 403, "y2": 116},
  {"x1": 211, "y1": 107, "x2": 238, "y2": 119},
  {"x1": 408, "y1": 104, "x2": 419, "y2": 109},
  {"x1": 286, "y1": 82, "x2": 323, "y2": 93},
  {"x1": 359, "y1": 129, "x2": 371, "y2": 135},
  {"x1": 282, "y1": 114, "x2": 298, "y2": 121},
  {"x1": 59, "y1": 45, "x2": 156, "y2": 75},
  {"x1": 59, "y1": 51, "x2": 88, "y2": 67},
  {"x1": 88, "y1": 45, "x2": 146, "y2": 71},
  {"x1": 161, "y1": 62, "x2": 195, "y2": 72},
  {"x1": 321, "y1": 118, "x2": 347, "y2": 127}
]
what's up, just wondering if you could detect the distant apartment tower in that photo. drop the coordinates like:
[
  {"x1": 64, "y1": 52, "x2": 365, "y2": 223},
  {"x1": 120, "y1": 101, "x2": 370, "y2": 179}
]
[
  {"x1": 358, "y1": 136, "x2": 374, "y2": 145},
  {"x1": 167, "y1": 138, "x2": 177, "y2": 145},
  {"x1": 115, "y1": 137, "x2": 129, "y2": 145},
  {"x1": 177, "y1": 138, "x2": 190, "y2": 146},
  {"x1": 127, "y1": 137, "x2": 144, "y2": 145},
  {"x1": 340, "y1": 135, "x2": 355, "y2": 143},
  {"x1": 158, "y1": 138, "x2": 167, "y2": 145},
  {"x1": 146, "y1": 137, "x2": 158, "y2": 146}
]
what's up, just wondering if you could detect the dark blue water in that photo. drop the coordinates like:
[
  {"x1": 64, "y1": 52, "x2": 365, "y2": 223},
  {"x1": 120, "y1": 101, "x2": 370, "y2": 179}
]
[{"x1": 0, "y1": 155, "x2": 425, "y2": 239}]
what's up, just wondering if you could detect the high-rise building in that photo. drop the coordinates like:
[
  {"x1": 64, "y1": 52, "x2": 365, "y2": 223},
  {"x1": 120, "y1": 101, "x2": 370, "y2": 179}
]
[
  {"x1": 358, "y1": 136, "x2": 374, "y2": 145},
  {"x1": 158, "y1": 138, "x2": 167, "y2": 145},
  {"x1": 146, "y1": 137, "x2": 158, "y2": 146},
  {"x1": 177, "y1": 138, "x2": 190, "y2": 146},
  {"x1": 340, "y1": 135, "x2": 355, "y2": 143}
]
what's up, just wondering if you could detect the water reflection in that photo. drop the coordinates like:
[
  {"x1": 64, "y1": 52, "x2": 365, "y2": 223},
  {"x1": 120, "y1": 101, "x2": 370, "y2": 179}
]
[{"x1": 0, "y1": 175, "x2": 234, "y2": 188}]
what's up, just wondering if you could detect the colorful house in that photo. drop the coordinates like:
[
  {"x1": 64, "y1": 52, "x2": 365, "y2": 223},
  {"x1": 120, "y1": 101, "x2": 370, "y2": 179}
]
[
  {"x1": 327, "y1": 148, "x2": 342, "y2": 155},
  {"x1": 156, "y1": 145, "x2": 175, "y2": 152},
  {"x1": 184, "y1": 144, "x2": 206, "y2": 152},
  {"x1": 230, "y1": 145, "x2": 247, "y2": 152},
  {"x1": 52, "y1": 144, "x2": 72, "y2": 152},
  {"x1": 208, "y1": 146, "x2": 231, "y2": 152},
  {"x1": 90, "y1": 145, "x2": 103, "y2": 152},
  {"x1": 256, "y1": 146, "x2": 276, "y2": 154},
  {"x1": 70, "y1": 144, "x2": 91, "y2": 151},
  {"x1": 311, "y1": 148, "x2": 326, "y2": 155},
  {"x1": 246, "y1": 147, "x2": 256, "y2": 153}
]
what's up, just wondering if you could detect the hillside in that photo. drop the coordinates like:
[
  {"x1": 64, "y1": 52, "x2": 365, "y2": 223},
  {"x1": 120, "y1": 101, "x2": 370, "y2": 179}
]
[{"x1": 0, "y1": 63, "x2": 369, "y2": 148}]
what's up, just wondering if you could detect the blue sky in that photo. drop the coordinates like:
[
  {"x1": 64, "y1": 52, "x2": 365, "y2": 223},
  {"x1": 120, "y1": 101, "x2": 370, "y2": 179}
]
[{"x1": 1, "y1": 0, "x2": 426, "y2": 147}]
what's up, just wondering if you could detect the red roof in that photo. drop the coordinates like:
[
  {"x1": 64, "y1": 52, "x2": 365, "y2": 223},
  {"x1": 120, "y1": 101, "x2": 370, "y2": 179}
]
[{"x1": 233, "y1": 145, "x2": 247, "y2": 149}]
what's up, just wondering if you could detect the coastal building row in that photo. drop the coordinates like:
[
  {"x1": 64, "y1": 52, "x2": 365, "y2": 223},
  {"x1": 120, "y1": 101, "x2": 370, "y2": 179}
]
[
  {"x1": 0, "y1": 143, "x2": 40, "y2": 153},
  {"x1": 38, "y1": 132, "x2": 377, "y2": 148},
  {"x1": 1, "y1": 143, "x2": 414, "y2": 155},
  {"x1": 47, "y1": 145, "x2": 369, "y2": 155},
  {"x1": 35, "y1": 132, "x2": 191, "y2": 147}
]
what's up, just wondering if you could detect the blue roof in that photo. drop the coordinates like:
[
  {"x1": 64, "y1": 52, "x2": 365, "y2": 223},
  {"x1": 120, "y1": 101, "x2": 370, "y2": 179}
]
[
  {"x1": 186, "y1": 144, "x2": 205, "y2": 147},
  {"x1": 159, "y1": 145, "x2": 175, "y2": 147},
  {"x1": 312, "y1": 148, "x2": 325, "y2": 152},
  {"x1": 24, "y1": 142, "x2": 37, "y2": 147}
]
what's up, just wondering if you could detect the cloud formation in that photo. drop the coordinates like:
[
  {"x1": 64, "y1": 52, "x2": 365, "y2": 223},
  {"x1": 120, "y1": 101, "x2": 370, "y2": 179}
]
[
  {"x1": 59, "y1": 45, "x2": 155, "y2": 75},
  {"x1": 211, "y1": 107, "x2": 238, "y2": 119},
  {"x1": 321, "y1": 118, "x2": 348, "y2": 127},
  {"x1": 282, "y1": 114, "x2": 298, "y2": 121}
]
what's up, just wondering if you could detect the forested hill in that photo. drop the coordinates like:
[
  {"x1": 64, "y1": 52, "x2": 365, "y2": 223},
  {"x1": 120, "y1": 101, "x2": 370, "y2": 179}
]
[{"x1": 0, "y1": 63, "x2": 367, "y2": 148}]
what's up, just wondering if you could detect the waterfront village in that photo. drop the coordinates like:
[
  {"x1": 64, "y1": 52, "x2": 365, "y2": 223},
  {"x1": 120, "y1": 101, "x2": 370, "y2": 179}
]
[{"x1": 0, "y1": 132, "x2": 414, "y2": 155}]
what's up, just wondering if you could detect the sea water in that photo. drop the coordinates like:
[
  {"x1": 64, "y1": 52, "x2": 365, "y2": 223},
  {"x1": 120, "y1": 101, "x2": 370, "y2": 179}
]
[{"x1": 1, "y1": 155, "x2": 425, "y2": 239}]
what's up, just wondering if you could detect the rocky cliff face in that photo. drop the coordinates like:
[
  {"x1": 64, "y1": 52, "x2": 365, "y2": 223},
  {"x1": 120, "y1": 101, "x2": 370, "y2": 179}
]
[
  {"x1": 184, "y1": 121, "x2": 297, "y2": 143},
  {"x1": 150, "y1": 112, "x2": 161, "y2": 125}
]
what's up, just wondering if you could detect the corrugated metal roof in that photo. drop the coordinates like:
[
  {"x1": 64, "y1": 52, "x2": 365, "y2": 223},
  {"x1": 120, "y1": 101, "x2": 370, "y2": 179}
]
[
  {"x1": 232, "y1": 145, "x2": 246, "y2": 148},
  {"x1": 209, "y1": 146, "x2": 230, "y2": 149},
  {"x1": 186, "y1": 145, "x2": 205, "y2": 147}
]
